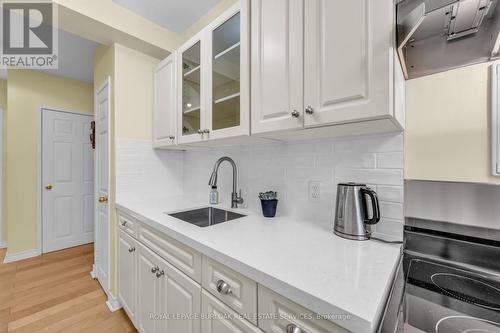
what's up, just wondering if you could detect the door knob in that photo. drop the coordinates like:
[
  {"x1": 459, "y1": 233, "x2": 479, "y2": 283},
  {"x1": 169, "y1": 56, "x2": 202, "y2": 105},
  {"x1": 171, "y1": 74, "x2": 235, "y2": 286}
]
[
  {"x1": 98, "y1": 196, "x2": 108, "y2": 203},
  {"x1": 286, "y1": 324, "x2": 307, "y2": 333},
  {"x1": 45, "y1": 184, "x2": 53, "y2": 190},
  {"x1": 305, "y1": 106, "x2": 314, "y2": 115},
  {"x1": 216, "y1": 280, "x2": 232, "y2": 295}
]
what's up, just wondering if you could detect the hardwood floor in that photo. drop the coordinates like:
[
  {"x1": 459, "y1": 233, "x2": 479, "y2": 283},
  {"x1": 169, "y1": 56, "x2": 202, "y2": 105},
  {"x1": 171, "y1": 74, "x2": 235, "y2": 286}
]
[{"x1": 0, "y1": 244, "x2": 137, "y2": 333}]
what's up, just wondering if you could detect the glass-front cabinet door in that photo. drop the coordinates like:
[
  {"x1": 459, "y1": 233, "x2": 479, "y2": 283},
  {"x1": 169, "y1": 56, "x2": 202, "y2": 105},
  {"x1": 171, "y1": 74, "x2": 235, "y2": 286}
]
[
  {"x1": 178, "y1": 37, "x2": 204, "y2": 144},
  {"x1": 206, "y1": 1, "x2": 249, "y2": 140}
]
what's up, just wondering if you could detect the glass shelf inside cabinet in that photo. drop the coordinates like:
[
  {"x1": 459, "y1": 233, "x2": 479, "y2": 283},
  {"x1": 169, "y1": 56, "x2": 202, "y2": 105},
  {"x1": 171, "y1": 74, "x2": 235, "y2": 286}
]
[
  {"x1": 182, "y1": 41, "x2": 201, "y2": 136},
  {"x1": 212, "y1": 13, "x2": 240, "y2": 131}
]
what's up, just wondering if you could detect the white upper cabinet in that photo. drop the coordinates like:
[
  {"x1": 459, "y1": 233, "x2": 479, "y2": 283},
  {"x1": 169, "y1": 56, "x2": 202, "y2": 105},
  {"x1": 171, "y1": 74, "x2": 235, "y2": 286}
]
[
  {"x1": 251, "y1": 0, "x2": 304, "y2": 134},
  {"x1": 206, "y1": 2, "x2": 250, "y2": 141},
  {"x1": 153, "y1": 53, "x2": 177, "y2": 148},
  {"x1": 176, "y1": 1, "x2": 249, "y2": 145},
  {"x1": 178, "y1": 35, "x2": 205, "y2": 144},
  {"x1": 251, "y1": 0, "x2": 402, "y2": 138},
  {"x1": 304, "y1": 0, "x2": 394, "y2": 127}
]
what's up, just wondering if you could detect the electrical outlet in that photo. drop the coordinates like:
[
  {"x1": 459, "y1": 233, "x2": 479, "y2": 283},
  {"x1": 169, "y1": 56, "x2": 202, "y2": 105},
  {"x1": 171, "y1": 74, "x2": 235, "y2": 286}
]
[{"x1": 309, "y1": 181, "x2": 321, "y2": 202}]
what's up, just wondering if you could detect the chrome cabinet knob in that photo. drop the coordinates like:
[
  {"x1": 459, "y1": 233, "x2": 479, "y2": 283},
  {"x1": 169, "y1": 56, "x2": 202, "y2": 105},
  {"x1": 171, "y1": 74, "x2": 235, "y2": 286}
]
[
  {"x1": 151, "y1": 266, "x2": 159, "y2": 273},
  {"x1": 156, "y1": 270, "x2": 165, "y2": 278},
  {"x1": 121, "y1": 221, "x2": 127, "y2": 227},
  {"x1": 286, "y1": 324, "x2": 307, "y2": 333},
  {"x1": 197, "y1": 129, "x2": 204, "y2": 135},
  {"x1": 216, "y1": 280, "x2": 232, "y2": 295},
  {"x1": 45, "y1": 184, "x2": 53, "y2": 190},
  {"x1": 291, "y1": 110, "x2": 300, "y2": 118},
  {"x1": 203, "y1": 129, "x2": 210, "y2": 134},
  {"x1": 169, "y1": 135, "x2": 175, "y2": 140},
  {"x1": 128, "y1": 247, "x2": 135, "y2": 253},
  {"x1": 305, "y1": 106, "x2": 314, "y2": 115}
]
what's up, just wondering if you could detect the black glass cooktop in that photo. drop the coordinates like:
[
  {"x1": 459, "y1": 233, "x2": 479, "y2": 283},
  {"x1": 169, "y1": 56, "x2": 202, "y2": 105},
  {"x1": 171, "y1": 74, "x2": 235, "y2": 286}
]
[{"x1": 404, "y1": 259, "x2": 500, "y2": 333}]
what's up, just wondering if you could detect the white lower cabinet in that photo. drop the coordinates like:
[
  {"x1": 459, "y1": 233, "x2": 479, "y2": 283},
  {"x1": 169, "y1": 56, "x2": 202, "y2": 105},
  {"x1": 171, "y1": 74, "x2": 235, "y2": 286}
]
[
  {"x1": 201, "y1": 290, "x2": 262, "y2": 333},
  {"x1": 118, "y1": 211, "x2": 352, "y2": 333},
  {"x1": 136, "y1": 242, "x2": 201, "y2": 333},
  {"x1": 258, "y1": 286, "x2": 349, "y2": 333},
  {"x1": 137, "y1": 243, "x2": 162, "y2": 333},
  {"x1": 118, "y1": 230, "x2": 137, "y2": 324},
  {"x1": 158, "y1": 256, "x2": 202, "y2": 333}
]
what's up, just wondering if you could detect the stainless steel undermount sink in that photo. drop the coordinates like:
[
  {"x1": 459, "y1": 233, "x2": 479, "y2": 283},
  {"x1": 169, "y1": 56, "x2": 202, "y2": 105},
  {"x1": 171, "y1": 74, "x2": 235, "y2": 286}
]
[{"x1": 167, "y1": 207, "x2": 246, "y2": 228}]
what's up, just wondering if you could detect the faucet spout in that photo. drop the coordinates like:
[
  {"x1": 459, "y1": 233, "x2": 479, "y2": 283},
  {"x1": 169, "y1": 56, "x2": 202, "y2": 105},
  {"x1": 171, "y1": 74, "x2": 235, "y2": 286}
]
[{"x1": 208, "y1": 157, "x2": 244, "y2": 208}]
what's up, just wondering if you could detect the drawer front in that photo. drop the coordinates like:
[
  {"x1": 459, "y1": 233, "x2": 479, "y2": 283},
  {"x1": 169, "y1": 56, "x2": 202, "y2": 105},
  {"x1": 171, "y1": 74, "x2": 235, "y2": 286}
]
[
  {"x1": 118, "y1": 212, "x2": 138, "y2": 238},
  {"x1": 258, "y1": 286, "x2": 349, "y2": 333},
  {"x1": 202, "y1": 256, "x2": 257, "y2": 325},
  {"x1": 139, "y1": 223, "x2": 202, "y2": 283},
  {"x1": 201, "y1": 290, "x2": 262, "y2": 333}
]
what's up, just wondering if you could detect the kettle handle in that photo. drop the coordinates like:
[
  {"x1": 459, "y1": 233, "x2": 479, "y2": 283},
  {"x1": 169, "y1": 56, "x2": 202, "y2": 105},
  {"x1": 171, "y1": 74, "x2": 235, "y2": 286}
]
[{"x1": 361, "y1": 188, "x2": 380, "y2": 225}]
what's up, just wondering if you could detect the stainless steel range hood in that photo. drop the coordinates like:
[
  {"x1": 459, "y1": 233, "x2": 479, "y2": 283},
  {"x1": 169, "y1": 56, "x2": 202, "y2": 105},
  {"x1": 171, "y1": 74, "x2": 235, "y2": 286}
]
[{"x1": 397, "y1": 0, "x2": 500, "y2": 79}]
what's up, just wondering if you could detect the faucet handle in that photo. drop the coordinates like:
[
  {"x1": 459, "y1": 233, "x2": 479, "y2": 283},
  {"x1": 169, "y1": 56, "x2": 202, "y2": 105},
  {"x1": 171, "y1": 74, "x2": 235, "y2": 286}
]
[{"x1": 237, "y1": 189, "x2": 244, "y2": 204}]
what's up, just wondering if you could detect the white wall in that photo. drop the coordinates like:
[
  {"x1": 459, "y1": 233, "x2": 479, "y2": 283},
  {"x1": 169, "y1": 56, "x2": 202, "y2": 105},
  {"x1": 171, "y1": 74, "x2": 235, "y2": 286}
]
[
  {"x1": 405, "y1": 180, "x2": 500, "y2": 230},
  {"x1": 183, "y1": 134, "x2": 404, "y2": 240}
]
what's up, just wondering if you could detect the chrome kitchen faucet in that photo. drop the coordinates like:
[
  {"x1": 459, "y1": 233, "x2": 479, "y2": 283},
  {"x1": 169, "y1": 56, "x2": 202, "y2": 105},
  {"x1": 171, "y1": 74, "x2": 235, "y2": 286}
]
[{"x1": 208, "y1": 157, "x2": 244, "y2": 209}]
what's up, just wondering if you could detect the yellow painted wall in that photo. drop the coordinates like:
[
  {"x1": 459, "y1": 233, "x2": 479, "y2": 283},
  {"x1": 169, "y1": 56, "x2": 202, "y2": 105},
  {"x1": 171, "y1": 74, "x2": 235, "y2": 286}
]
[
  {"x1": 0, "y1": 80, "x2": 6, "y2": 110},
  {"x1": 115, "y1": 44, "x2": 159, "y2": 140},
  {"x1": 405, "y1": 61, "x2": 500, "y2": 184},
  {"x1": 54, "y1": 0, "x2": 181, "y2": 55},
  {"x1": 5, "y1": 70, "x2": 93, "y2": 254},
  {"x1": 0, "y1": 80, "x2": 6, "y2": 245}
]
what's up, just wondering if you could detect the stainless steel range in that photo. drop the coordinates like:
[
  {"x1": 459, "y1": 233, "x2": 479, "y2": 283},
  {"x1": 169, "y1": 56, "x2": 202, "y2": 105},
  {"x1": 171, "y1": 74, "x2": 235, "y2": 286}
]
[{"x1": 378, "y1": 218, "x2": 500, "y2": 333}]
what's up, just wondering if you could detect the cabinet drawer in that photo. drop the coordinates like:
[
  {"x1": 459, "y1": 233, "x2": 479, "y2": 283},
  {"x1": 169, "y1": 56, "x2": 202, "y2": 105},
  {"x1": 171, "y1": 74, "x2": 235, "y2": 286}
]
[
  {"x1": 202, "y1": 256, "x2": 257, "y2": 325},
  {"x1": 139, "y1": 223, "x2": 202, "y2": 283},
  {"x1": 258, "y1": 286, "x2": 349, "y2": 333},
  {"x1": 118, "y1": 212, "x2": 138, "y2": 238},
  {"x1": 201, "y1": 290, "x2": 262, "y2": 333}
]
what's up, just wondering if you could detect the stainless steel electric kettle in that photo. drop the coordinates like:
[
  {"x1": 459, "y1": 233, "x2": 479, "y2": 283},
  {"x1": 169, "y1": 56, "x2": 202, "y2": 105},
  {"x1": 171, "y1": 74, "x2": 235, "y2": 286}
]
[{"x1": 334, "y1": 182, "x2": 380, "y2": 240}]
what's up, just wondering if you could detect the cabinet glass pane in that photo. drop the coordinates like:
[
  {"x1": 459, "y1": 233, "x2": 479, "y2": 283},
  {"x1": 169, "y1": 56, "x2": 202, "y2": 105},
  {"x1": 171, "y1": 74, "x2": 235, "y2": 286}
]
[
  {"x1": 182, "y1": 41, "x2": 201, "y2": 136},
  {"x1": 212, "y1": 13, "x2": 240, "y2": 131}
]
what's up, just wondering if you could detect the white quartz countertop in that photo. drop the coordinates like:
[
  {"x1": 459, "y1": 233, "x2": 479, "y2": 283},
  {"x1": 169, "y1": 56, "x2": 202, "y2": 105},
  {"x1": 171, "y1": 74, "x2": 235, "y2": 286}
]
[{"x1": 116, "y1": 195, "x2": 401, "y2": 333}]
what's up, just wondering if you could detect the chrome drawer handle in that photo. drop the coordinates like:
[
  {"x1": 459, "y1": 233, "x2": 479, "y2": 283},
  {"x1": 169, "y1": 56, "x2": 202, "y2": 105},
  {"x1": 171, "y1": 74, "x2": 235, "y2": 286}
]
[
  {"x1": 216, "y1": 280, "x2": 232, "y2": 295},
  {"x1": 287, "y1": 324, "x2": 307, "y2": 333},
  {"x1": 128, "y1": 247, "x2": 135, "y2": 253},
  {"x1": 151, "y1": 266, "x2": 159, "y2": 274}
]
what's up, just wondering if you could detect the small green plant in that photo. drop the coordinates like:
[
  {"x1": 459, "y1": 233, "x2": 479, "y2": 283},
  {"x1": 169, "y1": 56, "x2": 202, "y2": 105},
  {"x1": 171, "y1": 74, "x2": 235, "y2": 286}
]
[{"x1": 259, "y1": 191, "x2": 277, "y2": 201}]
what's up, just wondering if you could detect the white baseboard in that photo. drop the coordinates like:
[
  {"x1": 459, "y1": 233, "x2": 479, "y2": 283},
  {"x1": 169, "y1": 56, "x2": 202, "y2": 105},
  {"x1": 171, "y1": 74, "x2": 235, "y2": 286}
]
[
  {"x1": 3, "y1": 248, "x2": 41, "y2": 263},
  {"x1": 106, "y1": 295, "x2": 121, "y2": 312},
  {"x1": 0, "y1": 241, "x2": 7, "y2": 249}
]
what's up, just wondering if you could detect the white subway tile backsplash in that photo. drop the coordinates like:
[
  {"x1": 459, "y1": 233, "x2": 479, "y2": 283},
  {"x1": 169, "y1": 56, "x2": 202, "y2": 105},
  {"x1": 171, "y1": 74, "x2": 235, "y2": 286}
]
[
  {"x1": 379, "y1": 202, "x2": 404, "y2": 220},
  {"x1": 334, "y1": 168, "x2": 403, "y2": 186},
  {"x1": 377, "y1": 186, "x2": 404, "y2": 203},
  {"x1": 117, "y1": 134, "x2": 404, "y2": 240},
  {"x1": 377, "y1": 152, "x2": 404, "y2": 169},
  {"x1": 334, "y1": 134, "x2": 403, "y2": 153}
]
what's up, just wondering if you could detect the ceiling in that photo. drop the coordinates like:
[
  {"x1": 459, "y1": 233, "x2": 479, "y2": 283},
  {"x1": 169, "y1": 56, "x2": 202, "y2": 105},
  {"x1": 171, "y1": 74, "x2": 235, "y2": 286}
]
[
  {"x1": 0, "y1": 29, "x2": 100, "y2": 83},
  {"x1": 113, "y1": 0, "x2": 223, "y2": 33}
]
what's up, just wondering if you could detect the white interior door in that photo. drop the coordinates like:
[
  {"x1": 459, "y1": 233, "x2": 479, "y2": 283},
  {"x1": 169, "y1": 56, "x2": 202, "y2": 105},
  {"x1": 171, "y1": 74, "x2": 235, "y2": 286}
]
[
  {"x1": 42, "y1": 109, "x2": 94, "y2": 253},
  {"x1": 95, "y1": 79, "x2": 110, "y2": 293}
]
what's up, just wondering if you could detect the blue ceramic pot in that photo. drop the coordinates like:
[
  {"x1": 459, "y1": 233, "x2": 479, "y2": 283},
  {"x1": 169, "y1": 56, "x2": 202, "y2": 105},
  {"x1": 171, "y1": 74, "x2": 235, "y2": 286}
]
[{"x1": 261, "y1": 199, "x2": 278, "y2": 218}]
